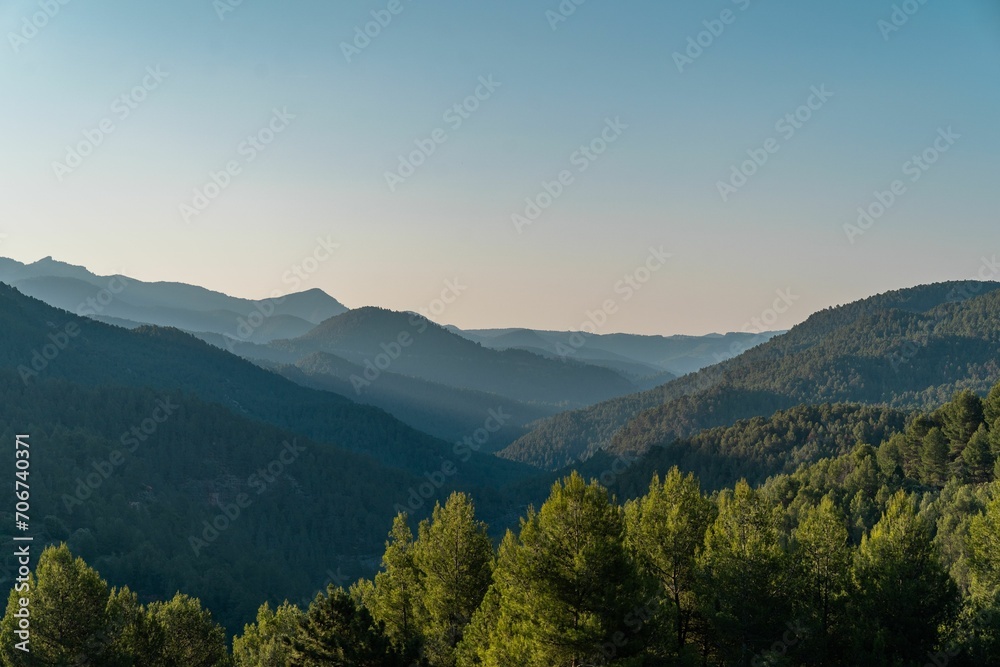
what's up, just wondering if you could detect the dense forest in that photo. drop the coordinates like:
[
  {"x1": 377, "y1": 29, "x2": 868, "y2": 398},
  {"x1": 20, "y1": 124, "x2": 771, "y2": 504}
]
[
  {"x1": 4, "y1": 382, "x2": 1000, "y2": 665},
  {"x1": 502, "y1": 281, "x2": 1000, "y2": 469}
]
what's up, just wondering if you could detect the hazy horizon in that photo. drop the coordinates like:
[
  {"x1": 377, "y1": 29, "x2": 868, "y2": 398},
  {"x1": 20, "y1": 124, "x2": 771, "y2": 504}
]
[{"x1": 3, "y1": 252, "x2": 998, "y2": 338}]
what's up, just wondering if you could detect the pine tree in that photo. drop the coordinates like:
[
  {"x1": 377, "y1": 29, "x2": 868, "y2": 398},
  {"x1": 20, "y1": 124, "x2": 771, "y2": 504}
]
[
  {"x1": 288, "y1": 586, "x2": 404, "y2": 667},
  {"x1": 962, "y1": 425, "x2": 995, "y2": 483},
  {"x1": 233, "y1": 601, "x2": 302, "y2": 667},
  {"x1": 791, "y1": 496, "x2": 853, "y2": 665},
  {"x1": 479, "y1": 472, "x2": 646, "y2": 666},
  {"x1": 624, "y1": 468, "x2": 713, "y2": 659},
  {"x1": 104, "y1": 586, "x2": 167, "y2": 667},
  {"x1": 938, "y1": 390, "x2": 985, "y2": 449},
  {"x1": 0, "y1": 544, "x2": 113, "y2": 666},
  {"x1": 983, "y1": 382, "x2": 1000, "y2": 427},
  {"x1": 965, "y1": 491, "x2": 1000, "y2": 660},
  {"x1": 921, "y1": 427, "x2": 950, "y2": 487},
  {"x1": 454, "y1": 575, "x2": 503, "y2": 667},
  {"x1": 853, "y1": 491, "x2": 959, "y2": 664},
  {"x1": 361, "y1": 513, "x2": 423, "y2": 657},
  {"x1": 413, "y1": 493, "x2": 494, "y2": 667},
  {"x1": 698, "y1": 480, "x2": 791, "y2": 667},
  {"x1": 146, "y1": 593, "x2": 231, "y2": 667}
]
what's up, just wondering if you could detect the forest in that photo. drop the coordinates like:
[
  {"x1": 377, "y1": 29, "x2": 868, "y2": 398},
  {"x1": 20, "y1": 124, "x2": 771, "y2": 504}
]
[
  {"x1": 504, "y1": 282, "x2": 1000, "y2": 470},
  {"x1": 3, "y1": 382, "x2": 1000, "y2": 666}
]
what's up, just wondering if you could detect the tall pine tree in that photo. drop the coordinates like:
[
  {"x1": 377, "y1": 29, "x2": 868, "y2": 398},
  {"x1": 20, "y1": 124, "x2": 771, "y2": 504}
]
[
  {"x1": 624, "y1": 468, "x2": 713, "y2": 660},
  {"x1": 477, "y1": 472, "x2": 646, "y2": 667},
  {"x1": 413, "y1": 493, "x2": 493, "y2": 667}
]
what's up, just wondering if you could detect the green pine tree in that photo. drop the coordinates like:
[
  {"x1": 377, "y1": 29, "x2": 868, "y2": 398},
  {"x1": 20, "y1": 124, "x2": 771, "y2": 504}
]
[
  {"x1": 965, "y1": 490, "x2": 1000, "y2": 660},
  {"x1": 938, "y1": 390, "x2": 985, "y2": 449},
  {"x1": 479, "y1": 472, "x2": 646, "y2": 667},
  {"x1": 146, "y1": 593, "x2": 231, "y2": 667},
  {"x1": 983, "y1": 382, "x2": 1000, "y2": 427},
  {"x1": 853, "y1": 491, "x2": 959, "y2": 665},
  {"x1": 233, "y1": 601, "x2": 302, "y2": 667},
  {"x1": 624, "y1": 468, "x2": 713, "y2": 660},
  {"x1": 288, "y1": 585, "x2": 404, "y2": 667},
  {"x1": 921, "y1": 427, "x2": 950, "y2": 487},
  {"x1": 962, "y1": 425, "x2": 995, "y2": 483},
  {"x1": 791, "y1": 496, "x2": 853, "y2": 665},
  {"x1": 698, "y1": 480, "x2": 791, "y2": 667},
  {"x1": 0, "y1": 544, "x2": 113, "y2": 666},
  {"x1": 413, "y1": 493, "x2": 494, "y2": 667},
  {"x1": 359, "y1": 512, "x2": 423, "y2": 658}
]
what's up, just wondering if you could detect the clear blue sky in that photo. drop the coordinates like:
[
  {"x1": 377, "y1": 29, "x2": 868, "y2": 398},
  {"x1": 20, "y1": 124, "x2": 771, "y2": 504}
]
[{"x1": 2, "y1": 0, "x2": 998, "y2": 334}]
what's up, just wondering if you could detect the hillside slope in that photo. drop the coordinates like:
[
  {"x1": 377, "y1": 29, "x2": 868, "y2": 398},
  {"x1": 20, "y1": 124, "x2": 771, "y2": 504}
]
[
  {"x1": 500, "y1": 281, "x2": 1000, "y2": 469},
  {"x1": 252, "y1": 307, "x2": 643, "y2": 409}
]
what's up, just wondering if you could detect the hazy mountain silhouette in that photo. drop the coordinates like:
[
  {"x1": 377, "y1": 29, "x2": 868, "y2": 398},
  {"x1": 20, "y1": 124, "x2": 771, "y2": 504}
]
[{"x1": 0, "y1": 256, "x2": 347, "y2": 343}]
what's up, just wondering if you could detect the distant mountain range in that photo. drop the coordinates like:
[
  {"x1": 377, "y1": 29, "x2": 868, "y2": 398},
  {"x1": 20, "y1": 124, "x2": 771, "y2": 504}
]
[
  {"x1": 0, "y1": 256, "x2": 348, "y2": 343},
  {"x1": 0, "y1": 257, "x2": 778, "y2": 446},
  {"x1": 449, "y1": 326, "x2": 780, "y2": 377}
]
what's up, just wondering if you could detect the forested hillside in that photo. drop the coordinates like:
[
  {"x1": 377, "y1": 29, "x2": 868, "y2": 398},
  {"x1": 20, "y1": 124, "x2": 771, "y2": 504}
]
[
  {"x1": 502, "y1": 281, "x2": 1000, "y2": 469},
  {"x1": 3, "y1": 279, "x2": 1000, "y2": 663},
  {"x1": 264, "y1": 351, "x2": 551, "y2": 448},
  {"x1": 6, "y1": 378, "x2": 1000, "y2": 665},
  {"x1": 0, "y1": 285, "x2": 533, "y2": 632},
  {"x1": 0, "y1": 284, "x2": 529, "y2": 486}
]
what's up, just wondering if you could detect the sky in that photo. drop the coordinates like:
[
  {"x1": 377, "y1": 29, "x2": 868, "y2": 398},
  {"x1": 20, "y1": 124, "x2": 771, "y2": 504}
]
[{"x1": 1, "y1": 0, "x2": 999, "y2": 335}]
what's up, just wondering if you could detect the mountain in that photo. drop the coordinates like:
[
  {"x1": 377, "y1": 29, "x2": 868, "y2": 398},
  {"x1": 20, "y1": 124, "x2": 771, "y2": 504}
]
[
  {"x1": 0, "y1": 373, "x2": 417, "y2": 633},
  {"x1": 450, "y1": 326, "x2": 782, "y2": 376},
  {"x1": 0, "y1": 283, "x2": 543, "y2": 631},
  {"x1": 262, "y1": 351, "x2": 552, "y2": 448},
  {"x1": 235, "y1": 307, "x2": 647, "y2": 410},
  {"x1": 500, "y1": 281, "x2": 1000, "y2": 469},
  {"x1": 0, "y1": 256, "x2": 348, "y2": 342},
  {"x1": 0, "y1": 284, "x2": 534, "y2": 485}
]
